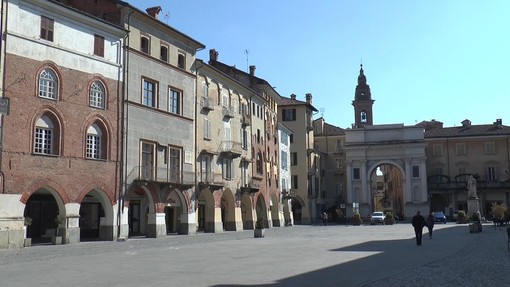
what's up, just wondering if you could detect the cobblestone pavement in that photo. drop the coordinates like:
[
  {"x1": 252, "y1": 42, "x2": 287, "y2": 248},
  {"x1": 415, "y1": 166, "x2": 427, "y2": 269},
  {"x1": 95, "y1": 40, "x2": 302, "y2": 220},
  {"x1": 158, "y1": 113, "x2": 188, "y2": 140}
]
[{"x1": 0, "y1": 223, "x2": 509, "y2": 287}]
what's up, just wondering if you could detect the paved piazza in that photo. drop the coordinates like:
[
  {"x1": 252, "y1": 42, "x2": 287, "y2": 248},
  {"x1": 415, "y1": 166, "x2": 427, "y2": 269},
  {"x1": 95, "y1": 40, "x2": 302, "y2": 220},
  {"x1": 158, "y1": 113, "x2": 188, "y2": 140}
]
[{"x1": 1, "y1": 223, "x2": 509, "y2": 287}]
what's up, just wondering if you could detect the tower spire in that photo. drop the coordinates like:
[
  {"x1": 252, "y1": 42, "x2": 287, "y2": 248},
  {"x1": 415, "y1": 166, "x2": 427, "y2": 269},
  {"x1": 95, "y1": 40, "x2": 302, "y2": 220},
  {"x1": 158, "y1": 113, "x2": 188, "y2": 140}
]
[{"x1": 352, "y1": 64, "x2": 374, "y2": 128}]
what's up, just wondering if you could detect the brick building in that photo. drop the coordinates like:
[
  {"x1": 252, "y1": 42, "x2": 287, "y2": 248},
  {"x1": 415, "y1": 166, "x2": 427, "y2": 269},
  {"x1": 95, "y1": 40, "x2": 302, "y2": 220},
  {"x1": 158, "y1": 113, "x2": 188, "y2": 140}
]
[{"x1": 0, "y1": 0, "x2": 126, "y2": 248}]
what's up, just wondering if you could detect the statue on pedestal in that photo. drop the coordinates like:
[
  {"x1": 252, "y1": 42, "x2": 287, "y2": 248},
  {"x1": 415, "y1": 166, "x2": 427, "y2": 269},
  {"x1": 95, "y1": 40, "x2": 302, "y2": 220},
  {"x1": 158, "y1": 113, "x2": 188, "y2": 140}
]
[{"x1": 467, "y1": 175, "x2": 478, "y2": 199}]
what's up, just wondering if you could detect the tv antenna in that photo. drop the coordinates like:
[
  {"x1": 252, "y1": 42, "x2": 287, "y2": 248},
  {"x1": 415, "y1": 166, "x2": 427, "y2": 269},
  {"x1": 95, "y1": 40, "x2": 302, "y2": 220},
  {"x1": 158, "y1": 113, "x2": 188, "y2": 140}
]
[
  {"x1": 244, "y1": 49, "x2": 250, "y2": 72},
  {"x1": 163, "y1": 12, "x2": 170, "y2": 24}
]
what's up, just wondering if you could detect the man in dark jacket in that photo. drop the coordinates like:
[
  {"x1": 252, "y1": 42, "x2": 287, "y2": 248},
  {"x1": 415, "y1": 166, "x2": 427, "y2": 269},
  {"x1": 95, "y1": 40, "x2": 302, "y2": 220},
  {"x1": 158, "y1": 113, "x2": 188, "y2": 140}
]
[{"x1": 412, "y1": 210, "x2": 426, "y2": 246}]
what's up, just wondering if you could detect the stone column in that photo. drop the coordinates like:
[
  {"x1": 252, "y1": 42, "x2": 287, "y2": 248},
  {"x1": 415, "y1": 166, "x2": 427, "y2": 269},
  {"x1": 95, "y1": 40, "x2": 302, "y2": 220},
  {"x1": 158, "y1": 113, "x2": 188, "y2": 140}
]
[
  {"x1": 346, "y1": 160, "x2": 353, "y2": 204},
  {"x1": 64, "y1": 203, "x2": 80, "y2": 244}
]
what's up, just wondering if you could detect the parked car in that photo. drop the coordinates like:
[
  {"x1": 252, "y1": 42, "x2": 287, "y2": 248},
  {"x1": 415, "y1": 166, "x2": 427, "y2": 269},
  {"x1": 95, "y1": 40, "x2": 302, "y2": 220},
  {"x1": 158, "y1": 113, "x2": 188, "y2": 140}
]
[
  {"x1": 433, "y1": 211, "x2": 447, "y2": 224},
  {"x1": 370, "y1": 212, "x2": 386, "y2": 225}
]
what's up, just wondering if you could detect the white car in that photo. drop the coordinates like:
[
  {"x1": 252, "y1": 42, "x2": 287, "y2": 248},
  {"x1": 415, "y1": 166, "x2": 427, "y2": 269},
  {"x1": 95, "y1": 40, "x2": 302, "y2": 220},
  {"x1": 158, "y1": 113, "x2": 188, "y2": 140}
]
[{"x1": 370, "y1": 212, "x2": 386, "y2": 225}]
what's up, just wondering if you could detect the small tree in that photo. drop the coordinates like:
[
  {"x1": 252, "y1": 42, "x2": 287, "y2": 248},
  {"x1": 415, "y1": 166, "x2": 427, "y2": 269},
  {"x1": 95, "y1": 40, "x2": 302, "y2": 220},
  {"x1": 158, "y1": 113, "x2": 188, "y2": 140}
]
[
  {"x1": 492, "y1": 203, "x2": 507, "y2": 221},
  {"x1": 457, "y1": 210, "x2": 467, "y2": 223},
  {"x1": 352, "y1": 212, "x2": 362, "y2": 225},
  {"x1": 384, "y1": 212, "x2": 395, "y2": 225}
]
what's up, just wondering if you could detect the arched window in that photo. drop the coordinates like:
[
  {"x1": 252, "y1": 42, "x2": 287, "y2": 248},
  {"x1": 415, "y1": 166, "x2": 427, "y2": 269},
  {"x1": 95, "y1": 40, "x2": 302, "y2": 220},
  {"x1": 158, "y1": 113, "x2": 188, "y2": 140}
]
[
  {"x1": 178, "y1": 53, "x2": 185, "y2": 69},
  {"x1": 89, "y1": 81, "x2": 105, "y2": 109},
  {"x1": 34, "y1": 114, "x2": 59, "y2": 155},
  {"x1": 86, "y1": 123, "x2": 105, "y2": 159},
  {"x1": 257, "y1": 152, "x2": 263, "y2": 174},
  {"x1": 38, "y1": 68, "x2": 58, "y2": 100},
  {"x1": 360, "y1": 110, "x2": 367, "y2": 123}
]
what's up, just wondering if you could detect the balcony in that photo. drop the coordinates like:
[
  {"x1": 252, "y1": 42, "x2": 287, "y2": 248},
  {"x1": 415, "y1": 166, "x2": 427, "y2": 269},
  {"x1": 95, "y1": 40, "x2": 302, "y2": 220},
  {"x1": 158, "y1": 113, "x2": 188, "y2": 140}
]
[
  {"x1": 201, "y1": 97, "x2": 215, "y2": 111},
  {"x1": 241, "y1": 114, "x2": 251, "y2": 126},
  {"x1": 131, "y1": 166, "x2": 194, "y2": 189},
  {"x1": 222, "y1": 106, "x2": 235, "y2": 118},
  {"x1": 247, "y1": 177, "x2": 262, "y2": 192},
  {"x1": 308, "y1": 167, "x2": 318, "y2": 176},
  {"x1": 219, "y1": 140, "x2": 243, "y2": 157},
  {"x1": 197, "y1": 172, "x2": 224, "y2": 191},
  {"x1": 281, "y1": 189, "x2": 296, "y2": 199}
]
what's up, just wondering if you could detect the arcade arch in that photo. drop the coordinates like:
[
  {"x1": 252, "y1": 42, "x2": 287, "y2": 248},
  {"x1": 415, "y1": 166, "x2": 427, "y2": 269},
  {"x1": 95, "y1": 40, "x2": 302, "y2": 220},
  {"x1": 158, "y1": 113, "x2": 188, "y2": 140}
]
[{"x1": 24, "y1": 187, "x2": 65, "y2": 244}]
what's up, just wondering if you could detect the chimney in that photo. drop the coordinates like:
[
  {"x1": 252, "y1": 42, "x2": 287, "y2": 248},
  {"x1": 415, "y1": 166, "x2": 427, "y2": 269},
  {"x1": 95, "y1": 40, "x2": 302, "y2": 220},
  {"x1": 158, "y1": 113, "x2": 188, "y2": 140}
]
[
  {"x1": 146, "y1": 6, "x2": 162, "y2": 19},
  {"x1": 494, "y1": 118, "x2": 503, "y2": 128},
  {"x1": 290, "y1": 94, "x2": 297, "y2": 100},
  {"x1": 209, "y1": 49, "x2": 218, "y2": 62},
  {"x1": 249, "y1": 65, "x2": 256, "y2": 76},
  {"x1": 305, "y1": 93, "x2": 313, "y2": 104},
  {"x1": 461, "y1": 119, "x2": 471, "y2": 128}
]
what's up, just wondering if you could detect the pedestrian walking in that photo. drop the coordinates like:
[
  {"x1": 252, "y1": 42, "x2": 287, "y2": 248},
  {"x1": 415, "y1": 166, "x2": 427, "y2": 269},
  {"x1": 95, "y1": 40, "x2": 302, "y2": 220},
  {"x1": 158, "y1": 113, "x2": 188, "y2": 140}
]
[
  {"x1": 322, "y1": 212, "x2": 328, "y2": 226},
  {"x1": 412, "y1": 210, "x2": 426, "y2": 246},
  {"x1": 426, "y1": 212, "x2": 435, "y2": 239}
]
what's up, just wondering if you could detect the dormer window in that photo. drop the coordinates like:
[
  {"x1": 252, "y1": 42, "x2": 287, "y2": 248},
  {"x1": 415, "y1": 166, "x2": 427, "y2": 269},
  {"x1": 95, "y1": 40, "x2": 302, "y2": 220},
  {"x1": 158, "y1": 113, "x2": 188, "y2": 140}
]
[
  {"x1": 160, "y1": 44, "x2": 168, "y2": 62},
  {"x1": 141, "y1": 36, "x2": 150, "y2": 54},
  {"x1": 177, "y1": 53, "x2": 185, "y2": 69}
]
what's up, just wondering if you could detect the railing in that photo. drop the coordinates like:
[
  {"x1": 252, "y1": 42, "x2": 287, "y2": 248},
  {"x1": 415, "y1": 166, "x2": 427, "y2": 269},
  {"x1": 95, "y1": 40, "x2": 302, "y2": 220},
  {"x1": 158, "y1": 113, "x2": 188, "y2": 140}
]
[
  {"x1": 219, "y1": 140, "x2": 243, "y2": 155},
  {"x1": 130, "y1": 166, "x2": 194, "y2": 185},
  {"x1": 201, "y1": 97, "x2": 215, "y2": 110},
  {"x1": 198, "y1": 172, "x2": 224, "y2": 185},
  {"x1": 222, "y1": 106, "x2": 236, "y2": 118},
  {"x1": 241, "y1": 114, "x2": 251, "y2": 126},
  {"x1": 281, "y1": 189, "x2": 296, "y2": 199},
  {"x1": 249, "y1": 177, "x2": 262, "y2": 190}
]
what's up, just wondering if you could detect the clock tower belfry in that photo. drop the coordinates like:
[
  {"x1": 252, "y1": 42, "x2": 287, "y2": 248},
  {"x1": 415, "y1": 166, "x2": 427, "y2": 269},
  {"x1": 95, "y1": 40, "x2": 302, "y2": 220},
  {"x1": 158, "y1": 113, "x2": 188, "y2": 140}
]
[{"x1": 352, "y1": 64, "x2": 374, "y2": 128}]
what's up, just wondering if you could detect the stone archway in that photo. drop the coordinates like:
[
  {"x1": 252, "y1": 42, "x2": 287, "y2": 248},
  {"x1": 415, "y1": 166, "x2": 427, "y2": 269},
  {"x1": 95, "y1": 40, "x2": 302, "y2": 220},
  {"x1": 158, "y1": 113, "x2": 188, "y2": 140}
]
[
  {"x1": 125, "y1": 185, "x2": 156, "y2": 237},
  {"x1": 255, "y1": 194, "x2": 268, "y2": 228},
  {"x1": 291, "y1": 197, "x2": 305, "y2": 225},
  {"x1": 270, "y1": 193, "x2": 282, "y2": 227},
  {"x1": 220, "y1": 189, "x2": 236, "y2": 231},
  {"x1": 344, "y1": 125, "x2": 428, "y2": 220},
  {"x1": 197, "y1": 189, "x2": 216, "y2": 233},
  {"x1": 240, "y1": 192, "x2": 254, "y2": 229},
  {"x1": 368, "y1": 163, "x2": 405, "y2": 219},
  {"x1": 163, "y1": 189, "x2": 187, "y2": 235},
  {"x1": 79, "y1": 189, "x2": 114, "y2": 241},
  {"x1": 24, "y1": 188, "x2": 66, "y2": 244}
]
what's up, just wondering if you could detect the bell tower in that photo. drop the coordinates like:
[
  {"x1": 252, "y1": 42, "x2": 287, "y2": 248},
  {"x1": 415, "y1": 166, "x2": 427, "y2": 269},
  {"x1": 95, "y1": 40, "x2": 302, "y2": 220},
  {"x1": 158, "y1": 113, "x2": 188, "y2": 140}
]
[{"x1": 352, "y1": 64, "x2": 374, "y2": 128}]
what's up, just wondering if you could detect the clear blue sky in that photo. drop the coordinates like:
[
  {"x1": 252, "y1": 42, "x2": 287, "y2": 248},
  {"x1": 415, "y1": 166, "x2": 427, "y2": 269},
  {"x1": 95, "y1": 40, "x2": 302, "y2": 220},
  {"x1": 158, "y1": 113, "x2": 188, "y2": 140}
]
[{"x1": 130, "y1": 1, "x2": 510, "y2": 129}]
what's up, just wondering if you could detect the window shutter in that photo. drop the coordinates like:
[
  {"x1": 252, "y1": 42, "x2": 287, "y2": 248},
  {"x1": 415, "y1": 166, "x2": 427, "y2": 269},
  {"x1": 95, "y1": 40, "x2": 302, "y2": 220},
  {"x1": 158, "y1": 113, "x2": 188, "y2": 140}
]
[
  {"x1": 231, "y1": 159, "x2": 235, "y2": 179},
  {"x1": 222, "y1": 158, "x2": 226, "y2": 178}
]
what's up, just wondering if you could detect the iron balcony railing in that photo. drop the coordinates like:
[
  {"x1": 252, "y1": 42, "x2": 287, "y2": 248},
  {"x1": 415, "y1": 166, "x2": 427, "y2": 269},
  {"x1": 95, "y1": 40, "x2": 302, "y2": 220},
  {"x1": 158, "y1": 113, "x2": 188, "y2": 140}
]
[{"x1": 131, "y1": 166, "x2": 194, "y2": 185}]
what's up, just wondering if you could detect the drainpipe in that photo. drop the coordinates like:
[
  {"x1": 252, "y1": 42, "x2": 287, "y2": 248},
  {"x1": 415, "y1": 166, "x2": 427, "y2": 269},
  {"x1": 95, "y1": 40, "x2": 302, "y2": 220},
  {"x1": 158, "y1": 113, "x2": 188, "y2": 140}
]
[
  {"x1": 0, "y1": 0, "x2": 7, "y2": 194},
  {"x1": 117, "y1": 8, "x2": 134, "y2": 241}
]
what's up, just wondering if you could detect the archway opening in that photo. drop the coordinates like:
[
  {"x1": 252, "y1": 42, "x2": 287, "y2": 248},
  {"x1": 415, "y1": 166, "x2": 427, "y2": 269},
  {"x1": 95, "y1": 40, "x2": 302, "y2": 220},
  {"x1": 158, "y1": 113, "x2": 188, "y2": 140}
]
[
  {"x1": 164, "y1": 190, "x2": 182, "y2": 235},
  {"x1": 240, "y1": 193, "x2": 253, "y2": 230},
  {"x1": 24, "y1": 190, "x2": 61, "y2": 244},
  {"x1": 197, "y1": 189, "x2": 215, "y2": 232},
  {"x1": 255, "y1": 195, "x2": 267, "y2": 228},
  {"x1": 291, "y1": 198, "x2": 302, "y2": 225},
  {"x1": 79, "y1": 195, "x2": 105, "y2": 241},
  {"x1": 370, "y1": 164, "x2": 404, "y2": 220}
]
